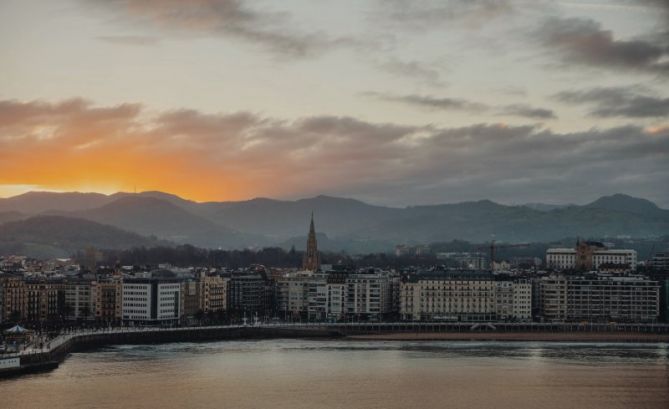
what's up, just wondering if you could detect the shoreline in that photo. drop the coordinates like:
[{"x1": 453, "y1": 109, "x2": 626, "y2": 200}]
[
  {"x1": 3, "y1": 327, "x2": 669, "y2": 379},
  {"x1": 346, "y1": 332, "x2": 669, "y2": 343}
]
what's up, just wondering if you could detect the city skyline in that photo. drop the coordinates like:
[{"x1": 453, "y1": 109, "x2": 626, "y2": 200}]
[{"x1": 1, "y1": 0, "x2": 668, "y2": 206}]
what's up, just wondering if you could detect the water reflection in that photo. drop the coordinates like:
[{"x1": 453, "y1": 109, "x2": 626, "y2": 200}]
[{"x1": 2, "y1": 340, "x2": 667, "y2": 409}]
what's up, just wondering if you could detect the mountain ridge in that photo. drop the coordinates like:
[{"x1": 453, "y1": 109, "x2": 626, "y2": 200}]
[{"x1": 0, "y1": 191, "x2": 667, "y2": 253}]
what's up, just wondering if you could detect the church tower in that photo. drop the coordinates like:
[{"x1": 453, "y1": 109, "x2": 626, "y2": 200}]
[{"x1": 302, "y1": 212, "x2": 320, "y2": 271}]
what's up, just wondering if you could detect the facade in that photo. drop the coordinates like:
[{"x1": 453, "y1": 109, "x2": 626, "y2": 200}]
[
  {"x1": 345, "y1": 270, "x2": 393, "y2": 321},
  {"x1": 566, "y1": 275, "x2": 659, "y2": 322},
  {"x1": 64, "y1": 281, "x2": 95, "y2": 321},
  {"x1": 93, "y1": 278, "x2": 122, "y2": 323},
  {"x1": 228, "y1": 269, "x2": 272, "y2": 319},
  {"x1": 1, "y1": 277, "x2": 63, "y2": 322},
  {"x1": 400, "y1": 271, "x2": 531, "y2": 322},
  {"x1": 200, "y1": 274, "x2": 229, "y2": 313},
  {"x1": 546, "y1": 242, "x2": 637, "y2": 271},
  {"x1": 538, "y1": 275, "x2": 568, "y2": 321},
  {"x1": 539, "y1": 274, "x2": 659, "y2": 322},
  {"x1": 122, "y1": 279, "x2": 182, "y2": 324},
  {"x1": 649, "y1": 252, "x2": 669, "y2": 270}
]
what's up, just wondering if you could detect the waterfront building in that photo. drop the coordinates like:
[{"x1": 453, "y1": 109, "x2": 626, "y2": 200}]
[
  {"x1": 345, "y1": 269, "x2": 393, "y2": 321},
  {"x1": 302, "y1": 213, "x2": 320, "y2": 272},
  {"x1": 538, "y1": 275, "x2": 568, "y2": 321},
  {"x1": 546, "y1": 241, "x2": 637, "y2": 271},
  {"x1": 538, "y1": 274, "x2": 659, "y2": 322},
  {"x1": 1, "y1": 277, "x2": 63, "y2": 322},
  {"x1": 64, "y1": 281, "x2": 95, "y2": 321},
  {"x1": 566, "y1": 275, "x2": 659, "y2": 322},
  {"x1": 199, "y1": 274, "x2": 229, "y2": 313},
  {"x1": 400, "y1": 271, "x2": 531, "y2": 322},
  {"x1": 122, "y1": 277, "x2": 182, "y2": 325},
  {"x1": 228, "y1": 266, "x2": 273, "y2": 320},
  {"x1": 93, "y1": 278, "x2": 122, "y2": 324}
]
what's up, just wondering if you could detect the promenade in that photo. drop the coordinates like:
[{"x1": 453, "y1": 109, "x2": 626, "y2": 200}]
[{"x1": 2, "y1": 321, "x2": 669, "y2": 378}]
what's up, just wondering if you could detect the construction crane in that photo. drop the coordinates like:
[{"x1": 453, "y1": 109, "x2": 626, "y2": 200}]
[{"x1": 477, "y1": 240, "x2": 530, "y2": 270}]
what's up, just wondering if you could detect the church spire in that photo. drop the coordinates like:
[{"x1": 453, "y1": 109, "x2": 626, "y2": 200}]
[{"x1": 303, "y1": 212, "x2": 320, "y2": 271}]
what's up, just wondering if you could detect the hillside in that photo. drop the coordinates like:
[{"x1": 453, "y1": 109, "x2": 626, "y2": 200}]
[
  {"x1": 1, "y1": 191, "x2": 668, "y2": 253},
  {"x1": 67, "y1": 196, "x2": 261, "y2": 249},
  {"x1": 0, "y1": 216, "x2": 166, "y2": 258}
]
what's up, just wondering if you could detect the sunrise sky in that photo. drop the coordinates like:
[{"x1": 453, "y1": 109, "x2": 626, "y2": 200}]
[{"x1": 1, "y1": 0, "x2": 668, "y2": 206}]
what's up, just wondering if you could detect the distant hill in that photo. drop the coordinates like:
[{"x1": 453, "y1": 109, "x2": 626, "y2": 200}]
[
  {"x1": 0, "y1": 216, "x2": 166, "y2": 258},
  {"x1": 0, "y1": 211, "x2": 25, "y2": 224},
  {"x1": 65, "y1": 196, "x2": 262, "y2": 249},
  {"x1": 0, "y1": 191, "x2": 112, "y2": 213},
  {"x1": 1, "y1": 191, "x2": 668, "y2": 253},
  {"x1": 585, "y1": 194, "x2": 669, "y2": 218}
]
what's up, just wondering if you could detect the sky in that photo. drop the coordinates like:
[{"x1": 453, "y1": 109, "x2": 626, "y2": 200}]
[{"x1": 0, "y1": 0, "x2": 668, "y2": 207}]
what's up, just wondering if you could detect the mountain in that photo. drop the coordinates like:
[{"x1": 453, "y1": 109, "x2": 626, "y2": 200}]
[
  {"x1": 523, "y1": 203, "x2": 572, "y2": 212},
  {"x1": 0, "y1": 215, "x2": 166, "y2": 258},
  {"x1": 201, "y1": 195, "x2": 401, "y2": 239},
  {"x1": 0, "y1": 191, "x2": 112, "y2": 213},
  {"x1": 0, "y1": 211, "x2": 25, "y2": 224},
  {"x1": 66, "y1": 196, "x2": 260, "y2": 249},
  {"x1": 585, "y1": 194, "x2": 668, "y2": 218},
  {"x1": 1, "y1": 191, "x2": 668, "y2": 253}
]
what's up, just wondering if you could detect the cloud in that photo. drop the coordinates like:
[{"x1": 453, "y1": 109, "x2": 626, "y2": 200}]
[
  {"x1": 2, "y1": 98, "x2": 667, "y2": 205},
  {"x1": 366, "y1": 92, "x2": 556, "y2": 119},
  {"x1": 376, "y1": 0, "x2": 514, "y2": 31},
  {"x1": 555, "y1": 86, "x2": 669, "y2": 118},
  {"x1": 376, "y1": 59, "x2": 447, "y2": 87},
  {"x1": 86, "y1": 0, "x2": 351, "y2": 57},
  {"x1": 368, "y1": 93, "x2": 488, "y2": 112},
  {"x1": 97, "y1": 35, "x2": 160, "y2": 46},
  {"x1": 497, "y1": 104, "x2": 556, "y2": 119},
  {"x1": 538, "y1": 17, "x2": 669, "y2": 75}
]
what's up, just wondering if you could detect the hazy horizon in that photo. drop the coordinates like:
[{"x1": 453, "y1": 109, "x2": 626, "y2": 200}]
[{"x1": 1, "y1": 188, "x2": 665, "y2": 210}]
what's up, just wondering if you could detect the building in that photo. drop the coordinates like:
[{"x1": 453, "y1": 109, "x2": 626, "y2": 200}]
[
  {"x1": 566, "y1": 275, "x2": 659, "y2": 322},
  {"x1": 538, "y1": 275, "x2": 568, "y2": 321},
  {"x1": 93, "y1": 278, "x2": 122, "y2": 324},
  {"x1": 538, "y1": 274, "x2": 659, "y2": 322},
  {"x1": 345, "y1": 269, "x2": 393, "y2": 321},
  {"x1": 122, "y1": 278, "x2": 182, "y2": 325},
  {"x1": 648, "y1": 252, "x2": 669, "y2": 270},
  {"x1": 2, "y1": 277, "x2": 63, "y2": 322},
  {"x1": 199, "y1": 274, "x2": 229, "y2": 313},
  {"x1": 64, "y1": 281, "x2": 95, "y2": 321},
  {"x1": 546, "y1": 241, "x2": 637, "y2": 271},
  {"x1": 302, "y1": 213, "x2": 320, "y2": 272},
  {"x1": 400, "y1": 271, "x2": 531, "y2": 322},
  {"x1": 495, "y1": 280, "x2": 532, "y2": 321},
  {"x1": 228, "y1": 267, "x2": 272, "y2": 320}
]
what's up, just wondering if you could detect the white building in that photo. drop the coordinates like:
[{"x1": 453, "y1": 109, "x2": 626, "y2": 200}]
[
  {"x1": 546, "y1": 246, "x2": 637, "y2": 271},
  {"x1": 122, "y1": 279, "x2": 182, "y2": 324}
]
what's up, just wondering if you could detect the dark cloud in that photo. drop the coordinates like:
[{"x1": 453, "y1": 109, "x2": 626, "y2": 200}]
[
  {"x1": 87, "y1": 0, "x2": 351, "y2": 57},
  {"x1": 367, "y1": 92, "x2": 557, "y2": 119},
  {"x1": 498, "y1": 104, "x2": 557, "y2": 119},
  {"x1": 555, "y1": 86, "x2": 669, "y2": 118},
  {"x1": 539, "y1": 17, "x2": 669, "y2": 75},
  {"x1": 369, "y1": 93, "x2": 488, "y2": 112},
  {"x1": 4, "y1": 98, "x2": 667, "y2": 206}
]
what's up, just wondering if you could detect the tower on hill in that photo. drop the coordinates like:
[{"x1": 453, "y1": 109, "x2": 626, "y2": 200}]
[{"x1": 302, "y1": 213, "x2": 320, "y2": 271}]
